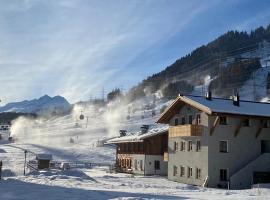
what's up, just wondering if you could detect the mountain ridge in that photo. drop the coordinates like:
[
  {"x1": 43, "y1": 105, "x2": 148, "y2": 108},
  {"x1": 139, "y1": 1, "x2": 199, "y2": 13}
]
[{"x1": 0, "y1": 95, "x2": 71, "y2": 115}]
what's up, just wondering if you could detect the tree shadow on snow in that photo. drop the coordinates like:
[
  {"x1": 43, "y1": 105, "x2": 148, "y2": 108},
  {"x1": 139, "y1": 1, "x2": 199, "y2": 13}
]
[{"x1": 0, "y1": 179, "x2": 189, "y2": 200}]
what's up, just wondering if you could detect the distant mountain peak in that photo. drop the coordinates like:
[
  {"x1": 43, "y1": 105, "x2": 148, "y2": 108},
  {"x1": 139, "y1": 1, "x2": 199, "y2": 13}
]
[{"x1": 0, "y1": 95, "x2": 71, "y2": 115}]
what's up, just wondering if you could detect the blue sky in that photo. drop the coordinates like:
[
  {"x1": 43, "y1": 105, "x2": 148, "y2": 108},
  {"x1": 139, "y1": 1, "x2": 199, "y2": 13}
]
[{"x1": 0, "y1": 0, "x2": 270, "y2": 103}]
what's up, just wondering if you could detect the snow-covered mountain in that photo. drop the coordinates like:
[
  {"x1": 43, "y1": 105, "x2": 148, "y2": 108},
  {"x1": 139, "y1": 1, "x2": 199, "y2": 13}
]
[{"x1": 0, "y1": 95, "x2": 71, "y2": 115}]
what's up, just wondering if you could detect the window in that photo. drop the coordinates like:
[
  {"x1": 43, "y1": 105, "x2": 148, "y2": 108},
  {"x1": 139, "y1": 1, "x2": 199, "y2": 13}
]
[
  {"x1": 180, "y1": 166, "x2": 185, "y2": 177},
  {"x1": 154, "y1": 160, "x2": 160, "y2": 170},
  {"x1": 196, "y1": 168, "x2": 201, "y2": 179},
  {"x1": 181, "y1": 117, "x2": 186, "y2": 125},
  {"x1": 261, "y1": 120, "x2": 269, "y2": 128},
  {"x1": 140, "y1": 160, "x2": 143, "y2": 171},
  {"x1": 188, "y1": 115, "x2": 193, "y2": 124},
  {"x1": 175, "y1": 118, "x2": 179, "y2": 126},
  {"x1": 139, "y1": 143, "x2": 144, "y2": 152},
  {"x1": 220, "y1": 169, "x2": 228, "y2": 181},
  {"x1": 134, "y1": 159, "x2": 137, "y2": 170},
  {"x1": 219, "y1": 141, "x2": 228, "y2": 153},
  {"x1": 180, "y1": 141, "x2": 186, "y2": 151},
  {"x1": 188, "y1": 141, "x2": 192, "y2": 151},
  {"x1": 174, "y1": 142, "x2": 179, "y2": 151},
  {"x1": 196, "y1": 140, "x2": 201, "y2": 152},
  {"x1": 242, "y1": 118, "x2": 250, "y2": 127},
  {"x1": 128, "y1": 159, "x2": 132, "y2": 169},
  {"x1": 173, "y1": 166, "x2": 178, "y2": 176},
  {"x1": 196, "y1": 114, "x2": 201, "y2": 124},
  {"x1": 219, "y1": 116, "x2": 227, "y2": 125},
  {"x1": 188, "y1": 167, "x2": 192, "y2": 178}
]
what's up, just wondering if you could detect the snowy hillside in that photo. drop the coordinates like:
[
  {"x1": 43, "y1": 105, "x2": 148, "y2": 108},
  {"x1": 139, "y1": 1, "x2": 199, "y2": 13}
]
[
  {"x1": 0, "y1": 95, "x2": 71, "y2": 115},
  {"x1": 191, "y1": 41, "x2": 270, "y2": 101}
]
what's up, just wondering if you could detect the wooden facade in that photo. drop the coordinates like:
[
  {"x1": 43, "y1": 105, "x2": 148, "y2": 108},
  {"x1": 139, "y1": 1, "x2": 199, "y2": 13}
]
[
  {"x1": 116, "y1": 133, "x2": 168, "y2": 155},
  {"x1": 116, "y1": 133, "x2": 168, "y2": 172}
]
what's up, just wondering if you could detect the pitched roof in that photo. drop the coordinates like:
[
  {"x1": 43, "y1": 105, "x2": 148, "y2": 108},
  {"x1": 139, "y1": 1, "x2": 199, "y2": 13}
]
[
  {"x1": 157, "y1": 95, "x2": 270, "y2": 123},
  {"x1": 106, "y1": 126, "x2": 168, "y2": 144},
  {"x1": 36, "y1": 154, "x2": 53, "y2": 160}
]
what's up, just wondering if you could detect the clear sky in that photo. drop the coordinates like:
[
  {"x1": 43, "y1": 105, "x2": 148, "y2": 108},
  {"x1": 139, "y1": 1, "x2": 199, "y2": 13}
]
[{"x1": 0, "y1": 0, "x2": 270, "y2": 104}]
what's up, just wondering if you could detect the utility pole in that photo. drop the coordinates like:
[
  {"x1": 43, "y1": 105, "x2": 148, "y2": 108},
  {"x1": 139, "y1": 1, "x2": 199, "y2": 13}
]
[
  {"x1": 252, "y1": 71, "x2": 256, "y2": 101},
  {"x1": 0, "y1": 160, "x2": 2, "y2": 180},
  {"x1": 86, "y1": 116, "x2": 89, "y2": 128},
  {"x1": 24, "y1": 150, "x2": 27, "y2": 175},
  {"x1": 102, "y1": 87, "x2": 105, "y2": 102}
]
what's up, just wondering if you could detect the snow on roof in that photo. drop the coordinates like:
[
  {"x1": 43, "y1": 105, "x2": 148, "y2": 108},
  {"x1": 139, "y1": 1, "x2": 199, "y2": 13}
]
[
  {"x1": 36, "y1": 154, "x2": 53, "y2": 160},
  {"x1": 106, "y1": 126, "x2": 168, "y2": 144},
  {"x1": 185, "y1": 95, "x2": 270, "y2": 118},
  {"x1": 157, "y1": 95, "x2": 270, "y2": 124}
]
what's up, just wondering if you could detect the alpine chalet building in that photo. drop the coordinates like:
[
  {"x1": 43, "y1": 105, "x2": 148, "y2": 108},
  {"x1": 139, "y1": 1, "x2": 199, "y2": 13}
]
[
  {"x1": 107, "y1": 126, "x2": 168, "y2": 176},
  {"x1": 157, "y1": 93, "x2": 270, "y2": 189}
]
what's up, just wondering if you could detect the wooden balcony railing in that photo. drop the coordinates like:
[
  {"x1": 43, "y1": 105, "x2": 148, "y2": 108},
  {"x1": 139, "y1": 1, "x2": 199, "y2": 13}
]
[{"x1": 169, "y1": 124, "x2": 203, "y2": 137}]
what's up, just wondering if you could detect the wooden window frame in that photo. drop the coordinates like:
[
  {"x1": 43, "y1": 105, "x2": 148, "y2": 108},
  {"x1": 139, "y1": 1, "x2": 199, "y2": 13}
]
[
  {"x1": 219, "y1": 140, "x2": 229, "y2": 153},
  {"x1": 196, "y1": 140, "x2": 201, "y2": 152},
  {"x1": 242, "y1": 118, "x2": 250, "y2": 127},
  {"x1": 181, "y1": 117, "x2": 186, "y2": 125},
  {"x1": 140, "y1": 160, "x2": 143, "y2": 171},
  {"x1": 134, "y1": 159, "x2": 137, "y2": 170},
  {"x1": 180, "y1": 166, "x2": 185, "y2": 177},
  {"x1": 174, "y1": 142, "x2": 178, "y2": 151},
  {"x1": 188, "y1": 140, "x2": 192, "y2": 151},
  {"x1": 180, "y1": 141, "x2": 186, "y2": 151},
  {"x1": 173, "y1": 165, "x2": 178, "y2": 176},
  {"x1": 188, "y1": 115, "x2": 193, "y2": 125},
  {"x1": 175, "y1": 118, "x2": 179, "y2": 126},
  {"x1": 196, "y1": 168, "x2": 201, "y2": 179},
  {"x1": 154, "y1": 160, "x2": 160, "y2": 170},
  {"x1": 219, "y1": 116, "x2": 227, "y2": 125},
  {"x1": 188, "y1": 167, "x2": 192, "y2": 178}
]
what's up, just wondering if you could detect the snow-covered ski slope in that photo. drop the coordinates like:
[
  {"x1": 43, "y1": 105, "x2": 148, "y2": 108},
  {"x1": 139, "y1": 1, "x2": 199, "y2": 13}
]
[{"x1": 0, "y1": 97, "x2": 169, "y2": 176}]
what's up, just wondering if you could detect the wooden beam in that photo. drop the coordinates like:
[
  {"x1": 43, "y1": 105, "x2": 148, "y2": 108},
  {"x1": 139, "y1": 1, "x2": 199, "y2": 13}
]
[
  {"x1": 255, "y1": 126, "x2": 263, "y2": 138},
  {"x1": 210, "y1": 116, "x2": 219, "y2": 136}
]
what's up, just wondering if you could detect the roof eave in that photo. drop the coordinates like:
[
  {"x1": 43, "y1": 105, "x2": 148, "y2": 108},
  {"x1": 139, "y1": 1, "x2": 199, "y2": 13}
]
[{"x1": 156, "y1": 95, "x2": 213, "y2": 124}]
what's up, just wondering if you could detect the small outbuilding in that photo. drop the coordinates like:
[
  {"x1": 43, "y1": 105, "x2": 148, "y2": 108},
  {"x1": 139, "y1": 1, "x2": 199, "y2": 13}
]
[{"x1": 36, "y1": 154, "x2": 53, "y2": 169}]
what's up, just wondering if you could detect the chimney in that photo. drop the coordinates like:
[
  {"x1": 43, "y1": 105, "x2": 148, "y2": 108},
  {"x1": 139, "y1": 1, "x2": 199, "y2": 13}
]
[
  {"x1": 233, "y1": 93, "x2": 240, "y2": 106},
  {"x1": 119, "y1": 130, "x2": 127, "y2": 137},
  {"x1": 205, "y1": 91, "x2": 212, "y2": 100},
  {"x1": 140, "y1": 125, "x2": 149, "y2": 134}
]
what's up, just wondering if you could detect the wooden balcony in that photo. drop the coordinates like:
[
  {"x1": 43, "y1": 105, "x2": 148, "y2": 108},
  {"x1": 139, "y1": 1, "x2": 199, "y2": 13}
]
[
  {"x1": 164, "y1": 152, "x2": 168, "y2": 161},
  {"x1": 169, "y1": 124, "x2": 203, "y2": 137}
]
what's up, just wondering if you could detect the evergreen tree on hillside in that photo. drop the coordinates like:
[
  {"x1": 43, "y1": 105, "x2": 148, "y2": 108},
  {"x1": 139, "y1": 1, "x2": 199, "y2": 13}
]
[{"x1": 107, "y1": 88, "x2": 122, "y2": 101}]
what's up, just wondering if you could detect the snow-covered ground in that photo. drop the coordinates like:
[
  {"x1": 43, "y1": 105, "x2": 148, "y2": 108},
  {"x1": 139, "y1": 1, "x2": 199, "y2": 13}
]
[{"x1": 1, "y1": 167, "x2": 270, "y2": 200}]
